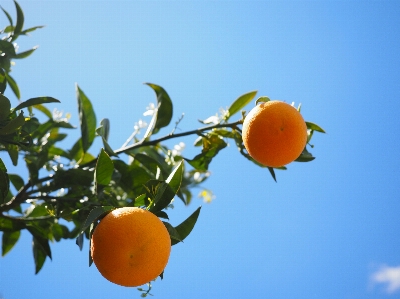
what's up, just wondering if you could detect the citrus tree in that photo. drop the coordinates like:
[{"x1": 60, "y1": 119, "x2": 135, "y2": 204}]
[{"x1": 0, "y1": 1, "x2": 325, "y2": 296}]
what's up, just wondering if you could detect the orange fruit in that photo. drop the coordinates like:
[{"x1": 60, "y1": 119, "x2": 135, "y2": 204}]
[
  {"x1": 242, "y1": 100, "x2": 307, "y2": 167},
  {"x1": 90, "y1": 207, "x2": 171, "y2": 287}
]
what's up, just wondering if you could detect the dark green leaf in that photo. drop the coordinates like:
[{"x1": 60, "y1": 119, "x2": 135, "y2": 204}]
[
  {"x1": 75, "y1": 233, "x2": 84, "y2": 251},
  {"x1": 8, "y1": 174, "x2": 24, "y2": 192},
  {"x1": 76, "y1": 85, "x2": 97, "y2": 152},
  {"x1": 1, "y1": 6, "x2": 13, "y2": 27},
  {"x1": 0, "y1": 217, "x2": 24, "y2": 231},
  {"x1": 0, "y1": 68, "x2": 6, "y2": 95},
  {"x1": 4, "y1": 72, "x2": 20, "y2": 99},
  {"x1": 14, "y1": 46, "x2": 37, "y2": 59},
  {"x1": 145, "y1": 83, "x2": 173, "y2": 135},
  {"x1": 227, "y1": 90, "x2": 257, "y2": 120},
  {"x1": 0, "y1": 40, "x2": 17, "y2": 57},
  {"x1": 0, "y1": 111, "x2": 25, "y2": 135},
  {"x1": 2, "y1": 230, "x2": 20, "y2": 256},
  {"x1": 295, "y1": 148, "x2": 315, "y2": 162},
  {"x1": 268, "y1": 167, "x2": 277, "y2": 182},
  {"x1": 14, "y1": 96, "x2": 60, "y2": 111},
  {"x1": 7, "y1": 144, "x2": 18, "y2": 166},
  {"x1": 185, "y1": 135, "x2": 227, "y2": 171},
  {"x1": 306, "y1": 121, "x2": 326, "y2": 133},
  {"x1": 80, "y1": 206, "x2": 114, "y2": 235},
  {"x1": 0, "y1": 168, "x2": 10, "y2": 204},
  {"x1": 145, "y1": 180, "x2": 175, "y2": 213},
  {"x1": 95, "y1": 148, "x2": 114, "y2": 187},
  {"x1": 96, "y1": 119, "x2": 116, "y2": 156},
  {"x1": 166, "y1": 161, "x2": 183, "y2": 194},
  {"x1": 13, "y1": 0, "x2": 24, "y2": 36},
  {"x1": 133, "y1": 153, "x2": 165, "y2": 179},
  {"x1": 32, "y1": 236, "x2": 50, "y2": 274},
  {"x1": 0, "y1": 94, "x2": 11, "y2": 121},
  {"x1": 171, "y1": 206, "x2": 201, "y2": 246},
  {"x1": 0, "y1": 158, "x2": 7, "y2": 172},
  {"x1": 163, "y1": 221, "x2": 182, "y2": 243}
]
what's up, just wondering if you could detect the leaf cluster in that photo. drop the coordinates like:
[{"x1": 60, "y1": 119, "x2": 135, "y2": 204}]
[{"x1": 0, "y1": 0, "x2": 325, "y2": 287}]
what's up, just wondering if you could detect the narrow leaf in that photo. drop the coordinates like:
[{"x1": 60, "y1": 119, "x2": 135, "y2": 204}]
[
  {"x1": 76, "y1": 84, "x2": 97, "y2": 152},
  {"x1": 171, "y1": 206, "x2": 201, "y2": 246},
  {"x1": 32, "y1": 236, "x2": 48, "y2": 274},
  {"x1": 20, "y1": 25, "x2": 44, "y2": 35},
  {"x1": 14, "y1": 46, "x2": 37, "y2": 59},
  {"x1": 13, "y1": 0, "x2": 24, "y2": 36},
  {"x1": 227, "y1": 90, "x2": 257, "y2": 120},
  {"x1": 1, "y1": 6, "x2": 13, "y2": 27},
  {"x1": 0, "y1": 168, "x2": 10, "y2": 204},
  {"x1": 14, "y1": 96, "x2": 60, "y2": 111},
  {"x1": 33, "y1": 104, "x2": 52, "y2": 118},
  {"x1": 4, "y1": 72, "x2": 20, "y2": 99}
]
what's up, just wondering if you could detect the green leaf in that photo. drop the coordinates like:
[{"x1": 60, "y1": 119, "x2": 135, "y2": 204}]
[
  {"x1": 32, "y1": 235, "x2": 51, "y2": 274},
  {"x1": 306, "y1": 121, "x2": 326, "y2": 133},
  {"x1": 0, "y1": 158, "x2": 7, "y2": 172},
  {"x1": 96, "y1": 119, "x2": 116, "y2": 156},
  {"x1": 14, "y1": 46, "x2": 38, "y2": 59},
  {"x1": 0, "y1": 94, "x2": 11, "y2": 121},
  {"x1": 171, "y1": 206, "x2": 201, "y2": 245},
  {"x1": 0, "y1": 168, "x2": 10, "y2": 204},
  {"x1": 33, "y1": 104, "x2": 52, "y2": 118},
  {"x1": 7, "y1": 173, "x2": 24, "y2": 191},
  {"x1": 4, "y1": 72, "x2": 20, "y2": 99},
  {"x1": 0, "y1": 68, "x2": 6, "y2": 95},
  {"x1": 13, "y1": 96, "x2": 60, "y2": 111},
  {"x1": 133, "y1": 153, "x2": 166, "y2": 179},
  {"x1": 227, "y1": 90, "x2": 257, "y2": 121},
  {"x1": 295, "y1": 147, "x2": 315, "y2": 162},
  {"x1": 166, "y1": 161, "x2": 183, "y2": 194},
  {"x1": 76, "y1": 84, "x2": 97, "y2": 153},
  {"x1": 185, "y1": 135, "x2": 227, "y2": 171},
  {"x1": 0, "y1": 217, "x2": 24, "y2": 231},
  {"x1": 255, "y1": 96, "x2": 271, "y2": 105},
  {"x1": 145, "y1": 180, "x2": 175, "y2": 213},
  {"x1": 7, "y1": 144, "x2": 19, "y2": 166},
  {"x1": 95, "y1": 148, "x2": 114, "y2": 187},
  {"x1": 163, "y1": 221, "x2": 182, "y2": 243},
  {"x1": 268, "y1": 167, "x2": 277, "y2": 182},
  {"x1": 20, "y1": 25, "x2": 44, "y2": 35},
  {"x1": 2, "y1": 230, "x2": 20, "y2": 256},
  {"x1": 80, "y1": 206, "x2": 114, "y2": 235},
  {"x1": 1, "y1": 6, "x2": 13, "y2": 27},
  {"x1": 0, "y1": 111, "x2": 25, "y2": 135},
  {"x1": 0, "y1": 40, "x2": 17, "y2": 57},
  {"x1": 13, "y1": 0, "x2": 24, "y2": 36},
  {"x1": 145, "y1": 83, "x2": 173, "y2": 135}
]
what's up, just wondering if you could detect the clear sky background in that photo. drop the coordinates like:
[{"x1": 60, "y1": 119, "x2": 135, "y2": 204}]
[{"x1": 1, "y1": 1, "x2": 400, "y2": 298}]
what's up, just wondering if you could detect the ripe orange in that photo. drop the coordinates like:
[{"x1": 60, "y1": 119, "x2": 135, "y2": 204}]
[
  {"x1": 90, "y1": 207, "x2": 171, "y2": 287},
  {"x1": 242, "y1": 100, "x2": 307, "y2": 167}
]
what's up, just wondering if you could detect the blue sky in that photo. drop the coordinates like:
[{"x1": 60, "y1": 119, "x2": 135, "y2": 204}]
[{"x1": 1, "y1": 1, "x2": 400, "y2": 298}]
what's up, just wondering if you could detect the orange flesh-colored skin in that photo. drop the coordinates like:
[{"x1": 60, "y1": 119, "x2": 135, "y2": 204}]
[
  {"x1": 91, "y1": 207, "x2": 171, "y2": 287},
  {"x1": 242, "y1": 101, "x2": 307, "y2": 167}
]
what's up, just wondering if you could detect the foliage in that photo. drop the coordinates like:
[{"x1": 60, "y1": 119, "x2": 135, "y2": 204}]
[{"x1": 0, "y1": 0, "x2": 325, "y2": 291}]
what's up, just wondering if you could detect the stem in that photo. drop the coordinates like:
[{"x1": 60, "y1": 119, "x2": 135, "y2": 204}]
[{"x1": 114, "y1": 119, "x2": 243, "y2": 155}]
